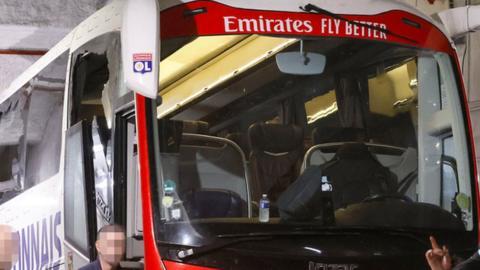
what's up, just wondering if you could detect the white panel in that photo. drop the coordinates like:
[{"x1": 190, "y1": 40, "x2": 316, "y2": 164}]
[
  {"x1": 417, "y1": 56, "x2": 442, "y2": 205},
  {"x1": 0, "y1": 176, "x2": 64, "y2": 269},
  {"x1": 70, "y1": 0, "x2": 124, "y2": 52}
]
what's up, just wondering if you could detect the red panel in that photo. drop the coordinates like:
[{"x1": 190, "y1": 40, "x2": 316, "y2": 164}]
[
  {"x1": 135, "y1": 95, "x2": 164, "y2": 269},
  {"x1": 160, "y1": 1, "x2": 453, "y2": 56}
]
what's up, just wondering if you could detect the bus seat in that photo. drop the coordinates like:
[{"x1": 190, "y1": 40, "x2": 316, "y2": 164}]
[
  {"x1": 248, "y1": 123, "x2": 304, "y2": 202},
  {"x1": 179, "y1": 134, "x2": 250, "y2": 217},
  {"x1": 321, "y1": 143, "x2": 398, "y2": 209},
  {"x1": 183, "y1": 189, "x2": 245, "y2": 218},
  {"x1": 301, "y1": 127, "x2": 366, "y2": 170},
  {"x1": 304, "y1": 142, "x2": 417, "y2": 187},
  {"x1": 312, "y1": 127, "x2": 366, "y2": 144},
  {"x1": 226, "y1": 132, "x2": 250, "y2": 157},
  {"x1": 176, "y1": 121, "x2": 210, "y2": 193}
]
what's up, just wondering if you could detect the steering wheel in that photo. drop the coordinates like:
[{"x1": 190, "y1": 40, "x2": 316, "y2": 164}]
[{"x1": 362, "y1": 193, "x2": 413, "y2": 203}]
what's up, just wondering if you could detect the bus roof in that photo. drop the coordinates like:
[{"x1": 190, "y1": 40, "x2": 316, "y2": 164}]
[{"x1": 0, "y1": 0, "x2": 451, "y2": 104}]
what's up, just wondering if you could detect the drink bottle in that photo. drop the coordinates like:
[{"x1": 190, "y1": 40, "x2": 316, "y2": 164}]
[{"x1": 259, "y1": 194, "x2": 270, "y2": 223}]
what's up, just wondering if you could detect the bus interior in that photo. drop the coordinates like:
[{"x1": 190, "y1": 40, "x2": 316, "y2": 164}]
[{"x1": 153, "y1": 34, "x2": 474, "y2": 244}]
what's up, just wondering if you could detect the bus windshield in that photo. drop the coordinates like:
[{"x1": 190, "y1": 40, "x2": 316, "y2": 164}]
[{"x1": 153, "y1": 35, "x2": 473, "y2": 250}]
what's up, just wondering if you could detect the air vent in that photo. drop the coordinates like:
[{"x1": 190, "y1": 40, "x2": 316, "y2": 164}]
[
  {"x1": 184, "y1": 7, "x2": 208, "y2": 17},
  {"x1": 402, "y1": 18, "x2": 421, "y2": 29}
]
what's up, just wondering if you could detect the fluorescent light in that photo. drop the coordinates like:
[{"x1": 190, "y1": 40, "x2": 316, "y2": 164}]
[
  {"x1": 307, "y1": 101, "x2": 338, "y2": 124},
  {"x1": 157, "y1": 36, "x2": 296, "y2": 118}
]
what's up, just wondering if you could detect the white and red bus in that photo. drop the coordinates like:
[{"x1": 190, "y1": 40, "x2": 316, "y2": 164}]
[{"x1": 0, "y1": 0, "x2": 478, "y2": 269}]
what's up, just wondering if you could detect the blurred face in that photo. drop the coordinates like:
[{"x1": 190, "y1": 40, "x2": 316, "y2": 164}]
[
  {"x1": 96, "y1": 231, "x2": 126, "y2": 266},
  {"x1": 0, "y1": 225, "x2": 19, "y2": 270}
]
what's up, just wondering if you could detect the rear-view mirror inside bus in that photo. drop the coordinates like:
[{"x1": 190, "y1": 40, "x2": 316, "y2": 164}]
[{"x1": 276, "y1": 51, "x2": 326, "y2": 75}]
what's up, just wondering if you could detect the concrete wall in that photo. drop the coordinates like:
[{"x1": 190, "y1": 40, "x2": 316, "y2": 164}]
[
  {"x1": 0, "y1": 54, "x2": 41, "y2": 91},
  {"x1": 0, "y1": 0, "x2": 107, "y2": 92},
  {"x1": 403, "y1": 0, "x2": 450, "y2": 14},
  {"x1": 0, "y1": 0, "x2": 107, "y2": 28}
]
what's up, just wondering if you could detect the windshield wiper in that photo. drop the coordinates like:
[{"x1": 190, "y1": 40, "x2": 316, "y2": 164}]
[
  {"x1": 176, "y1": 227, "x2": 429, "y2": 260},
  {"x1": 300, "y1": 3, "x2": 418, "y2": 44},
  {"x1": 177, "y1": 235, "x2": 274, "y2": 259},
  {"x1": 177, "y1": 230, "x2": 361, "y2": 259}
]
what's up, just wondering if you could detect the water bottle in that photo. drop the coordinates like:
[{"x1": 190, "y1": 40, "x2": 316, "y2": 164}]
[
  {"x1": 321, "y1": 176, "x2": 335, "y2": 226},
  {"x1": 259, "y1": 194, "x2": 270, "y2": 223}
]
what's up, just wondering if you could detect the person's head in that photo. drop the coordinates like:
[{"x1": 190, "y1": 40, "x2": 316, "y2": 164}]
[
  {"x1": 95, "y1": 224, "x2": 126, "y2": 266},
  {"x1": 0, "y1": 225, "x2": 19, "y2": 270}
]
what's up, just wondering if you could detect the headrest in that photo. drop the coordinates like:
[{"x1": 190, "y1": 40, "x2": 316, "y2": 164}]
[
  {"x1": 248, "y1": 123, "x2": 303, "y2": 154},
  {"x1": 312, "y1": 127, "x2": 365, "y2": 144},
  {"x1": 182, "y1": 121, "x2": 209, "y2": 134},
  {"x1": 335, "y1": 143, "x2": 372, "y2": 159},
  {"x1": 226, "y1": 133, "x2": 250, "y2": 153}
]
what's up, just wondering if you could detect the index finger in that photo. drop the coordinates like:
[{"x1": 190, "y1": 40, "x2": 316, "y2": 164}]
[{"x1": 430, "y1": 236, "x2": 441, "y2": 249}]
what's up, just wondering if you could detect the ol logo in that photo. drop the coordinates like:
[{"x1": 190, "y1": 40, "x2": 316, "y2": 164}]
[{"x1": 133, "y1": 53, "x2": 153, "y2": 74}]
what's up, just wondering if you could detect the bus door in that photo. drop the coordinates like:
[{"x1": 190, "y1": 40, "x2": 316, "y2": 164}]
[
  {"x1": 114, "y1": 107, "x2": 145, "y2": 266},
  {"x1": 64, "y1": 120, "x2": 98, "y2": 266},
  {"x1": 63, "y1": 31, "x2": 133, "y2": 268}
]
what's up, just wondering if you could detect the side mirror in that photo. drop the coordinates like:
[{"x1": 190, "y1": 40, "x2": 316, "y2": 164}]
[
  {"x1": 276, "y1": 52, "x2": 326, "y2": 75},
  {"x1": 121, "y1": 0, "x2": 160, "y2": 98}
]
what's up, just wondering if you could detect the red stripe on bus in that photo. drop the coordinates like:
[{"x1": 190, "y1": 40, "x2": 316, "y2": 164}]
[
  {"x1": 163, "y1": 260, "x2": 219, "y2": 270},
  {"x1": 0, "y1": 49, "x2": 47, "y2": 56},
  {"x1": 135, "y1": 94, "x2": 164, "y2": 269}
]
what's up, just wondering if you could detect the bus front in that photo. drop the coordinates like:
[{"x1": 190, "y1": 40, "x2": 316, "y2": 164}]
[{"x1": 133, "y1": 1, "x2": 479, "y2": 269}]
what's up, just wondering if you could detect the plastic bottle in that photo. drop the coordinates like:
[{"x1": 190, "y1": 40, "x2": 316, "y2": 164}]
[
  {"x1": 259, "y1": 194, "x2": 270, "y2": 223},
  {"x1": 321, "y1": 176, "x2": 335, "y2": 226}
]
